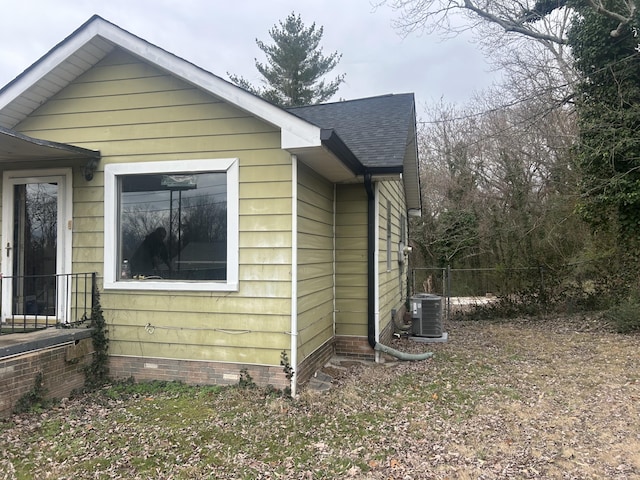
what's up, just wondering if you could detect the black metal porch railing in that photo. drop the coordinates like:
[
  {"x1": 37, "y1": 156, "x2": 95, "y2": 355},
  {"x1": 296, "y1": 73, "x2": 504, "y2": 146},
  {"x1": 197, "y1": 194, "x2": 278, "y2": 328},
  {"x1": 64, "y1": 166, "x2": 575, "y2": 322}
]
[{"x1": 0, "y1": 272, "x2": 96, "y2": 335}]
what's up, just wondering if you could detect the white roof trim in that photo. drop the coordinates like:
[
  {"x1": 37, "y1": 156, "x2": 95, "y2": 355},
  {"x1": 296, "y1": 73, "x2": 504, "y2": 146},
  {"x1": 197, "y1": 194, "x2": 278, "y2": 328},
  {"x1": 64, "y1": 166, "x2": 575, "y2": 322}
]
[{"x1": 0, "y1": 16, "x2": 323, "y2": 149}]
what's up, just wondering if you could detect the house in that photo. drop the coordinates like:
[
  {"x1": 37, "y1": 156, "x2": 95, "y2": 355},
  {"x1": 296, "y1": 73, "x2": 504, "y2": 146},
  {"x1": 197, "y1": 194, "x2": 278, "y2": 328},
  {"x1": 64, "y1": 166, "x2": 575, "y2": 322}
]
[{"x1": 0, "y1": 16, "x2": 421, "y2": 395}]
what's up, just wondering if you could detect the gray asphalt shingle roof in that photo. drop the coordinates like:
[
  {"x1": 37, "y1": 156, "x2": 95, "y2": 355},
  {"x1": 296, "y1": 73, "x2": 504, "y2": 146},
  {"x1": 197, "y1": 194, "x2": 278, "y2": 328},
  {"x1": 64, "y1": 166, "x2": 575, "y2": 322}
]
[{"x1": 287, "y1": 93, "x2": 416, "y2": 170}]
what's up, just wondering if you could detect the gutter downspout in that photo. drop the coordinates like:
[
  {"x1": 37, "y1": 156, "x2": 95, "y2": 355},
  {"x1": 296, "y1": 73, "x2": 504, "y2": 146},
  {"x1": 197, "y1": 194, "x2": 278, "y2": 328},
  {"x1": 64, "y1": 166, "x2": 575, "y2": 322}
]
[
  {"x1": 364, "y1": 173, "x2": 376, "y2": 351},
  {"x1": 364, "y1": 173, "x2": 433, "y2": 362}
]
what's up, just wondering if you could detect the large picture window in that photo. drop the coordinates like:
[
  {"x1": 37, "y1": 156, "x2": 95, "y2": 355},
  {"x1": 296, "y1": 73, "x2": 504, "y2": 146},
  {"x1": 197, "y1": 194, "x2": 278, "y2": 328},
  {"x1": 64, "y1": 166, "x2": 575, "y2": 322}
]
[{"x1": 104, "y1": 159, "x2": 238, "y2": 291}]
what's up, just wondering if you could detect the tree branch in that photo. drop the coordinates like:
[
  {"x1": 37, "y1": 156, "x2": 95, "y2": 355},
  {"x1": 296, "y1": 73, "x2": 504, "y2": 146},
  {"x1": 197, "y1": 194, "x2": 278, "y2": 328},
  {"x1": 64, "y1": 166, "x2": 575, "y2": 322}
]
[
  {"x1": 584, "y1": 0, "x2": 637, "y2": 37},
  {"x1": 462, "y1": 0, "x2": 566, "y2": 43}
]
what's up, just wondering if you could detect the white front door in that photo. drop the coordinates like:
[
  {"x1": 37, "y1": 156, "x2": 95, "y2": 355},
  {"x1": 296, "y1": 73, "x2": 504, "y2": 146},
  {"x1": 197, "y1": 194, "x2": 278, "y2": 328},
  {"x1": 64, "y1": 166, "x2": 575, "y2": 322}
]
[{"x1": 1, "y1": 169, "x2": 72, "y2": 322}]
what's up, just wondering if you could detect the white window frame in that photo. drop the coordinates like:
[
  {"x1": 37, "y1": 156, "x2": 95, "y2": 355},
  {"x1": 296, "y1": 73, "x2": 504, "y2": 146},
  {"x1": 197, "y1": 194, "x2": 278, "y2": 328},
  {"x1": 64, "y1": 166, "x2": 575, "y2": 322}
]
[{"x1": 103, "y1": 158, "x2": 239, "y2": 292}]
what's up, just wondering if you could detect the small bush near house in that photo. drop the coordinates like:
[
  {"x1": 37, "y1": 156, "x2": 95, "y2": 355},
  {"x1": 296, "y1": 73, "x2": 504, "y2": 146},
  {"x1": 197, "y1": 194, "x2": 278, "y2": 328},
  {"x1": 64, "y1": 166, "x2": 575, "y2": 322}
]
[{"x1": 13, "y1": 372, "x2": 50, "y2": 414}]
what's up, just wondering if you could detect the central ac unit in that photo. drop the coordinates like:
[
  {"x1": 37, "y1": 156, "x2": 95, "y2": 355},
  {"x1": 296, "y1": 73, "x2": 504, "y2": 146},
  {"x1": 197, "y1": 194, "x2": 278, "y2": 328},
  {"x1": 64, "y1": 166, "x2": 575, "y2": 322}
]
[{"x1": 411, "y1": 293, "x2": 443, "y2": 338}]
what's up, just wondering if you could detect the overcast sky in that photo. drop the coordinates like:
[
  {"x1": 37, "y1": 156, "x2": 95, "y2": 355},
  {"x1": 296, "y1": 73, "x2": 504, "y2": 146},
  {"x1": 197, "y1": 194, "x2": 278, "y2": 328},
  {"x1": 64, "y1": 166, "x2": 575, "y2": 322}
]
[{"x1": 0, "y1": 0, "x2": 497, "y2": 115}]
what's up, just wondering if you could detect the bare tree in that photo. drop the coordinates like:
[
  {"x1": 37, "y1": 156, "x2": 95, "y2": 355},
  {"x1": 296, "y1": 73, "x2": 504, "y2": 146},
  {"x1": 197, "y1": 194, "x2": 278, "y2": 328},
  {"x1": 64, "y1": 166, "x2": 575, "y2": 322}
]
[
  {"x1": 415, "y1": 87, "x2": 583, "y2": 272},
  {"x1": 382, "y1": 0, "x2": 637, "y2": 43}
]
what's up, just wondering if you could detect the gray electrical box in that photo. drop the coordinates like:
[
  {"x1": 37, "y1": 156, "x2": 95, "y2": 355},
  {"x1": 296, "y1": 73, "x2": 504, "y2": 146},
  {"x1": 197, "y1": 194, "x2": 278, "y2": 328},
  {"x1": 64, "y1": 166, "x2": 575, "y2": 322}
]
[{"x1": 411, "y1": 293, "x2": 443, "y2": 338}]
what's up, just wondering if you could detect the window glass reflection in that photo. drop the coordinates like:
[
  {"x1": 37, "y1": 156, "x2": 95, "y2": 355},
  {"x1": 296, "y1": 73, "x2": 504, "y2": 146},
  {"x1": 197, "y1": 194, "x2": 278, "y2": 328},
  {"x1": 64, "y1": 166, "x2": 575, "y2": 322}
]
[{"x1": 119, "y1": 172, "x2": 227, "y2": 281}]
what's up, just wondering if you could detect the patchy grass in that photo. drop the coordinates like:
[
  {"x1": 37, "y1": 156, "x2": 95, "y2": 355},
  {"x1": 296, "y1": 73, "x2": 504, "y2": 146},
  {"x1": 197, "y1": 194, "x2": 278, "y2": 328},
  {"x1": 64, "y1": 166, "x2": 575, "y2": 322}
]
[{"x1": 1, "y1": 314, "x2": 639, "y2": 479}]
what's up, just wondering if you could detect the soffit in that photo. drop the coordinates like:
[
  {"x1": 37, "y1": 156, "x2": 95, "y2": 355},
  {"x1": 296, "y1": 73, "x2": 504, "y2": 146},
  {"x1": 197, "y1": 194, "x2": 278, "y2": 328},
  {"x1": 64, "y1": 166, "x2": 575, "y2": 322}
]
[
  {"x1": 289, "y1": 146, "x2": 360, "y2": 184},
  {"x1": 0, "y1": 36, "x2": 115, "y2": 130}
]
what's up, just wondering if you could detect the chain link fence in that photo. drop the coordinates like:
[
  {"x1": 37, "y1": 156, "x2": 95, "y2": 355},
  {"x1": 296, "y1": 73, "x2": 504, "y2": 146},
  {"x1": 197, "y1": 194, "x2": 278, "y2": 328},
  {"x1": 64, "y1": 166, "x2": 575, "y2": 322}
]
[
  {"x1": 412, "y1": 266, "x2": 546, "y2": 298},
  {"x1": 411, "y1": 258, "x2": 638, "y2": 332},
  {"x1": 411, "y1": 265, "x2": 557, "y2": 321}
]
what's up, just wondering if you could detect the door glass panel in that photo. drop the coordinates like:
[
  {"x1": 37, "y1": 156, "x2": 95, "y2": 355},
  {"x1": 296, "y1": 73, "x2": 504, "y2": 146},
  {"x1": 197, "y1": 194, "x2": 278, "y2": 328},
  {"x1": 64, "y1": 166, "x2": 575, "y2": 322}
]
[{"x1": 12, "y1": 183, "x2": 57, "y2": 316}]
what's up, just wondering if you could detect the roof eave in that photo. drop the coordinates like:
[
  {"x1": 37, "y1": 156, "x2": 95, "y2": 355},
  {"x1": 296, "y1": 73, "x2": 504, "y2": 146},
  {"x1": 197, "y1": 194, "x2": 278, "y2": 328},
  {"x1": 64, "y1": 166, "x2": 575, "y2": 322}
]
[
  {"x1": 0, "y1": 15, "x2": 323, "y2": 149},
  {"x1": 0, "y1": 126, "x2": 100, "y2": 160},
  {"x1": 320, "y1": 128, "x2": 366, "y2": 176},
  {"x1": 401, "y1": 100, "x2": 422, "y2": 213},
  {"x1": 0, "y1": 126, "x2": 101, "y2": 178}
]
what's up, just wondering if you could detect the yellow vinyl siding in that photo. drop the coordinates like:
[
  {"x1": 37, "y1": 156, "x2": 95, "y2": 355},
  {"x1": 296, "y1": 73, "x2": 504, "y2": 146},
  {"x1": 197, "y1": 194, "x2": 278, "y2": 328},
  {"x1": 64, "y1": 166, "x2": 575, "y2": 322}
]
[
  {"x1": 335, "y1": 181, "x2": 408, "y2": 340},
  {"x1": 378, "y1": 180, "x2": 408, "y2": 336},
  {"x1": 239, "y1": 181, "x2": 291, "y2": 199},
  {"x1": 108, "y1": 309, "x2": 290, "y2": 330},
  {"x1": 108, "y1": 339, "x2": 285, "y2": 365},
  {"x1": 108, "y1": 326, "x2": 289, "y2": 351},
  {"x1": 335, "y1": 184, "x2": 368, "y2": 337},
  {"x1": 25, "y1": 117, "x2": 276, "y2": 143},
  {"x1": 240, "y1": 198, "x2": 291, "y2": 216},
  {"x1": 72, "y1": 168, "x2": 104, "y2": 275},
  {"x1": 240, "y1": 214, "x2": 291, "y2": 232},
  {"x1": 32, "y1": 103, "x2": 249, "y2": 129},
  {"x1": 104, "y1": 292, "x2": 291, "y2": 317},
  {"x1": 296, "y1": 163, "x2": 334, "y2": 360},
  {"x1": 38, "y1": 133, "x2": 281, "y2": 157},
  {"x1": 239, "y1": 231, "x2": 291, "y2": 248},
  {"x1": 14, "y1": 49, "x2": 293, "y2": 367}
]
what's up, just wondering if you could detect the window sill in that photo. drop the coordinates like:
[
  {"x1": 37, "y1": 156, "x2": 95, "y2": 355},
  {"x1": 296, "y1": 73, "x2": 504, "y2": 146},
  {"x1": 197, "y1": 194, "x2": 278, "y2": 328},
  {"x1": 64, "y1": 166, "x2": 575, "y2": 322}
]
[{"x1": 103, "y1": 279, "x2": 238, "y2": 292}]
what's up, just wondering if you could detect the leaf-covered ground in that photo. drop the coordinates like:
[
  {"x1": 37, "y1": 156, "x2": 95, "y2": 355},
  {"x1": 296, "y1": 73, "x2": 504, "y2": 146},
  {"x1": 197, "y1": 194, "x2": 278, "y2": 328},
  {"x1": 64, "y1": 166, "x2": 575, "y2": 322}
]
[{"x1": 1, "y1": 315, "x2": 639, "y2": 479}]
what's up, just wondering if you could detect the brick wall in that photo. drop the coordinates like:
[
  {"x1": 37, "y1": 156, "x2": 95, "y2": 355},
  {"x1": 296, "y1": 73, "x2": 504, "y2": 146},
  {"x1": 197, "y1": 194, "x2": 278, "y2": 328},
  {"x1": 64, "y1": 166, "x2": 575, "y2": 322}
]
[
  {"x1": 335, "y1": 305, "x2": 406, "y2": 360},
  {"x1": 0, "y1": 335, "x2": 94, "y2": 417},
  {"x1": 380, "y1": 315, "x2": 395, "y2": 345},
  {"x1": 296, "y1": 338, "x2": 335, "y2": 387},
  {"x1": 109, "y1": 356, "x2": 289, "y2": 390},
  {"x1": 112, "y1": 337, "x2": 333, "y2": 394},
  {"x1": 335, "y1": 335, "x2": 374, "y2": 359}
]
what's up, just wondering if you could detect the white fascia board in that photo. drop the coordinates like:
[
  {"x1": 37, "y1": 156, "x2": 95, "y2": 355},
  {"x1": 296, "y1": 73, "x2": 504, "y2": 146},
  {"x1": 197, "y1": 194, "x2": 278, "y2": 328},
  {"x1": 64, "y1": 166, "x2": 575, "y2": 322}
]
[{"x1": 92, "y1": 19, "x2": 324, "y2": 150}]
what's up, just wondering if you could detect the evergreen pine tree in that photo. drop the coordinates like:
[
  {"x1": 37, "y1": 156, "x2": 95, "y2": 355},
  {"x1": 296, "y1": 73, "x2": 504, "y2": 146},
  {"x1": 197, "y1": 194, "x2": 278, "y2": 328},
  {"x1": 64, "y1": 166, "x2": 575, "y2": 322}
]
[{"x1": 229, "y1": 12, "x2": 345, "y2": 107}]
